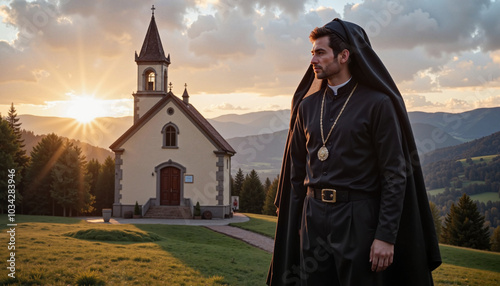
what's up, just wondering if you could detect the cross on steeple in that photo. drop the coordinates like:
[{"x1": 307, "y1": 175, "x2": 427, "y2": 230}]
[
  {"x1": 151, "y1": 5, "x2": 155, "y2": 16},
  {"x1": 169, "y1": 82, "x2": 173, "y2": 92},
  {"x1": 182, "y1": 83, "x2": 190, "y2": 104}
]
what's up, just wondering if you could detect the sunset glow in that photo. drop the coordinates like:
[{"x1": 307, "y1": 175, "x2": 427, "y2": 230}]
[
  {"x1": 0, "y1": 1, "x2": 499, "y2": 119},
  {"x1": 66, "y1": 95, "x2": 106, "y2": 123}
]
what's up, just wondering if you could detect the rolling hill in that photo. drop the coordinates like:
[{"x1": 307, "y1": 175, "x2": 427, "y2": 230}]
[
  {"x1": 15, "y1": 107, "x2": 500, "y2": 177},
  {"x1": 21, "y1": 130, "x2": 113, "y2": 163}
]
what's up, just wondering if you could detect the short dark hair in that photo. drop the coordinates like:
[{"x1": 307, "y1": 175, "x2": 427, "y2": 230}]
[{"x1": 309, "y1": 27, "x2": 350, "y2": 58}]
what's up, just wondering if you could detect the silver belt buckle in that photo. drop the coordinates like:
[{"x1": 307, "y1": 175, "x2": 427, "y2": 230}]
[{"x1": 321, "y1": 189, "x2": 336, "y2": 203}]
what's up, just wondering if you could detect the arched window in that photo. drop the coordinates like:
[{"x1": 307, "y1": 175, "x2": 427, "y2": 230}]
[
  {"x1": 161, "y1": 122, "x2": 179, "y2": 148},
  {"x1": 146, "y1": 71, "x2": 155, "y2": 90},
  {"x1": 165, "y1": 126, "x2": 176, "y2": 146}
]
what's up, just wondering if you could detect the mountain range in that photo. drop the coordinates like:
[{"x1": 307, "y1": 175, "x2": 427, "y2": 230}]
[{"x1": 17, "y1": 107, "x2": 500, "y2": 178}]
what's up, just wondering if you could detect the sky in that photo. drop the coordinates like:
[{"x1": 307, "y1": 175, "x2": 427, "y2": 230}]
[{"x1": 0, "y1": 0, "x2": 499, "y2": 122}]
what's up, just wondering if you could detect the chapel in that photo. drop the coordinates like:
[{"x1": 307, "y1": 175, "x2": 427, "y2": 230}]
[{"x1": 110, "y1": 7, "x2": 235, "y2": 219}]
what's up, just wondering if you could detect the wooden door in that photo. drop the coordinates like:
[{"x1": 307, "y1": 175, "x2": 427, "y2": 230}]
[{"x1": 160, "y1": 167, "x2": 181, "y2": 205}]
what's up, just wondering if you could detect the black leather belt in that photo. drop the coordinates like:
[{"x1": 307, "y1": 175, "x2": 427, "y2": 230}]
[{"x1": 307, "y1": 187, "x2": 379, "y2": 203}]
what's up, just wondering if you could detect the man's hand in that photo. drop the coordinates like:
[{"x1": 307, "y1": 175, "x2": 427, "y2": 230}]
[{"x1": 369, "y1": 239, "x2": 394, "y2": 272}]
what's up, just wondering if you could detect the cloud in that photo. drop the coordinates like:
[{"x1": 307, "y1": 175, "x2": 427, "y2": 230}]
[
  {"x1": 477, "y1": 0, "x2": 500, "y2": 51},
  {"x1": 203, "y1": 102, "x2": 249, "y2": 112},
  {"x1": 216, "y1": 0, "x2": 310, "y2": 16},
  {"x1": 188, "y1": 9, "x2": 260, "y2": 59},
  {"x1": 474, "y1": 95, "x2": 500, "y2": 109},
  {"x1": 341, "y1": 0, "x2": 500, "y2": 92},
  {"x1": 403, "y1": 93, "x2": 500, "y2": 113},
  {"x1": 0, "y1": 40, "x2": 38, "y2": 83},
  {"x1": 0, "y1": 0, "x2": 499, "y2": 115},
  {"x1": 437, "y1": 52, "x2": 500, "y2": 89},
  {"x1": 403, "y1": 94, "x2": 442, "y2": 110},
  {"x1": 344, "y1": 0, "x2": 490, "y2": 54},
  {"x1": 187, "y1": 14, "x2": 217, "y2": 39}
]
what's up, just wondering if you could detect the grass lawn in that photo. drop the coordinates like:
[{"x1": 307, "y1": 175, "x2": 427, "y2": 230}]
[
  {"x1": 229, "y1": 213, "x2": 277, "y2": 238},
  {"x1": 0, "y1": 214, "x2": 270, "y2": 285},
  {"x1": 1, "y1": 214, "x2": 500, "y2": 285}
]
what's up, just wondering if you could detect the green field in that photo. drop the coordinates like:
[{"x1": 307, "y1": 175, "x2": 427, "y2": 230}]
[
  {"x1": 427, "y1": 155, "x2": 499, "y2": 199},
  {"x1": 0, "y1": 214, "x2": 499, "y2": 285},
  {"x1": 470, "y1": 192, "x2": 500, "y2": 203},
  {"x1": 458, "y1": 155, "x2": 498, "y2": 166},
  {"x1": 428, "y1": 188, "x2": 446, "y2": 196}
]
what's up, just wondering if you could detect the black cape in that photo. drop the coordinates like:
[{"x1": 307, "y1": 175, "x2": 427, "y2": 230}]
[{"x1": 267, "y1": 18, "x2": 442, "y2": 286}]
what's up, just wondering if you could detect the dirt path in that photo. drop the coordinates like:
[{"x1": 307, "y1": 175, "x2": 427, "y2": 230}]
[{"x1": 205, "y1": 225, "x2": 274, "y2": 253}]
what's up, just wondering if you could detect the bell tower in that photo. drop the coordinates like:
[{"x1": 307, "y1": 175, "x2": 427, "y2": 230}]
[{"x1": 133, "y1": 5, "x2": 171, "y2": 123}]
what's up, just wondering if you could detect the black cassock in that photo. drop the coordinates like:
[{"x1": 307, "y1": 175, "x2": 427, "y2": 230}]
[{"x1": 267, "y1": 19, "x2": 442, "y2": 286}]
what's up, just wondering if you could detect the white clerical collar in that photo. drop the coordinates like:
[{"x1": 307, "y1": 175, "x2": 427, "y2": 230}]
[{"x1": 328, "y1": 77, "x2": 352, "y2": 95}]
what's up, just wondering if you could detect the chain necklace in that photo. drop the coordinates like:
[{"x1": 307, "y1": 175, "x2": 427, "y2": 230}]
[{"x1": 318, "y1": 83, "x2": 358, "y2": 161}]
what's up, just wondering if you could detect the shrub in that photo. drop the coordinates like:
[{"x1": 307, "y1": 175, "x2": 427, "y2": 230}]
[
  {"x1": 75, "y1": 270, "x2": 105, "y2": 286},
  {"x1": 64, "y1": 228, "x2": 161, "y2": 242},
  {"x1": 134, "y1": 201, "x2": 141, "y2": 216},
  {"x1": 194, "y1": 202, "x2": 201, "y2": 217}
]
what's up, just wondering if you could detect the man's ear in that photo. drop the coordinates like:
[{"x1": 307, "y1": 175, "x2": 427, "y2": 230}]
[{"x1": 339, "y1": 49, "x2": 350, "y2": 64}]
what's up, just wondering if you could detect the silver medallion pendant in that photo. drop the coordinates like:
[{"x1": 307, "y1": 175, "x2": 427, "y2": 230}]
[{"x1": 318, "y1": 145, "x2": 329, "y2": 161}]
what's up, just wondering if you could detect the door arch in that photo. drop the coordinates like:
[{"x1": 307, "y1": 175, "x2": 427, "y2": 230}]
[{"x1": 155, "y1": 160, "x2": 186, "y2": 206}]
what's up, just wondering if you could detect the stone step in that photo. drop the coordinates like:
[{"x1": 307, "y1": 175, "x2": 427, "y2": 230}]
[{"x1": 144, "y1": 206, "x2": 192, "y2": 219}]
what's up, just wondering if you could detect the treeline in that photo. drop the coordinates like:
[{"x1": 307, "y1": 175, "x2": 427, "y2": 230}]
[
  {"x1": 0, "y1": 104, "x2": 113, "y2": 216},
  {"x1": 423, "y1": 131, "x2": 500, "y2": 164},
  {"x1": 424, "y1": 154, "x2": 500, "y2": 229},
  {"x1": 423, "y1": 155, "x2": 500, "y2": 191},
  {"x1": 429, "y1": 187, "x2": 500, "y2": 229},
  {"x1": 464, "y1": 156, "x2": 500, "y2": 182},
  {"x1": 230, "y1": 168, "x2": 278, "y2": 216},
  {"x1": 423, "y1": 160, "x2": 464, "y2": 189}
]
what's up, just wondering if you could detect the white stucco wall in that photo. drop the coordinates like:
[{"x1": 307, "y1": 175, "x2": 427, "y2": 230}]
[
  {"x1": 135, "y1": 95, "x2": 163, "y2": 120},
  {"x1": 117, "y1": 99, "x2": 228, "y2": 207}
]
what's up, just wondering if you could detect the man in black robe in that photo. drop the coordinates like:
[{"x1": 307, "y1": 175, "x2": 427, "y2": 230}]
[{"x1": 267, "y1": 19, "x2": 441, "y2": 286}]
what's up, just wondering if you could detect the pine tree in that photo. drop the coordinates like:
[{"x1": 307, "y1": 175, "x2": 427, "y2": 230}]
[
  {"x1": 95, "y1": 156, "x2": 115, "y2": 211},
  {"x1": 24, "y1": 133, "x2": 64, "y2": 215},
  {"x1": 230, "y1": 175, "x2": 234, "y2": 197},
  {"x1": 6, "y1": 103, "x2": 29, "y2": 209},
  {"x1": 233, "y1": 168, "x2": 245, "y2": 196},
  {"x1": 262, "y1": 176, "x2": 279, "y2": 216},
  {"x1": 50, "y1": 141, "x2": 94, "y2": 216},
  {"x1": 87, "y1": 159, "x2": 101, "y2": 214},
  {"x1": 429, "y1": 201, "x2": 442, "y2": 240},
  {"x1": 441, "y1": 193, "x2": 491, "y2": 250},
  {"x1": 491, "y1": 226, "x2": 500, "y2": 252},
  {"x1": 239, "y1": 169, "x2": 264, "y2": 214},
  {"x1": 264, "y1": 177, "x2": 272, "y2": 193},
  {"x1": 0, "y1": 119, "x2": 20, "y2": 213},
  {"x1": 6, "y1": 103, "x2": 28, "y2": 163},
  {"x1": 6, "y1": 103, "x2": 21, "y2": 135}
]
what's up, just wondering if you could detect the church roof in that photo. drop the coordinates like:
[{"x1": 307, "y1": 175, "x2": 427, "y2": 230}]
[
  {"x1": 109, "y1": 92, "x2": 236, "y2": 155},
  {"x1": 135, "y1": 14, "x2": 170, "y2": 63}
]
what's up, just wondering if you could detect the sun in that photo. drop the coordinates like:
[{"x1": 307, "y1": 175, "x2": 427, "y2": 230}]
[{"x1": 67, "y1": 95, "x2": 106, "y2": 123}]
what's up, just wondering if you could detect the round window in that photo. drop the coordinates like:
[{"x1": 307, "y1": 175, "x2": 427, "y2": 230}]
[{"x1": 167, "y1": 107, "x2": 175, "y2": 115}]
